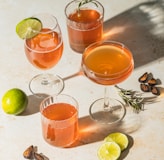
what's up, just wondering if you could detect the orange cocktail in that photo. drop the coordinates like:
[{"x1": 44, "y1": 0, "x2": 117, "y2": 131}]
[
  {"x1": 25, "y1": 28, "x2": 63, "y2": 70},
  {"x1": 65, "y1": 0, "x2": 104, "y2": 53},
  {"x1": 82, "y1": 42, "x2": 134, "y2": 85},
  {"x1": 23, "y1": 13, "x2": 64, "y2": 96},
  {"x1": 40, "y1": 94, "x2": 79, "y2": 147},
  {"x1": 81, "y1": 41, "x2": 134, "y2": 124}
]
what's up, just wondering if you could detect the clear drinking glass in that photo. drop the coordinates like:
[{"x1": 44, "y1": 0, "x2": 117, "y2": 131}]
[
  {"x1": 40, "y1": 94, "x2": 79, "y2": 147},
  {"x1": 24, "y1": 13, "x2": 64, "y2": 96},
  {"x1": 65, "y1": 0, "x2": 104, "y2": 53},
  {"x1": 81, "y1": 41, "x2": 134, "y2": 124}
]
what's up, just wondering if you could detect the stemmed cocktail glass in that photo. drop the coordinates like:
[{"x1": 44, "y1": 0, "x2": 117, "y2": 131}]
[
  {"x1": 24, "y1": 13, "x2": 64, "y2": 96},
  {"x1": 81, "y1": 41, "x2": 134, "y2": 124}
]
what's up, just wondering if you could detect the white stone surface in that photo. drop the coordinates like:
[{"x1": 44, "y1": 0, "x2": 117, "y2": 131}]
[{"x1": 0, "y1": 0, "x2": 164, "y2": 159}]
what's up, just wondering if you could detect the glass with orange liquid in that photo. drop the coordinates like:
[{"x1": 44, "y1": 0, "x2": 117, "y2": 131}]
[
  {"x1": 65, "y1": 0, "x2": 104, "y2": 53},
  {"x1": 40, "y1": 94, "x2": 79, "y2": 147},
  {"x1": 24, "y1": 13, "x2": 64, "y2": 96},
  {"x1": 81, "y1": 41, "x2": 134, "y2": 124}
]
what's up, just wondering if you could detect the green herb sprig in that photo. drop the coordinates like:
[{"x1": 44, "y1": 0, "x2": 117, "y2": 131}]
[
  {"x1": 115, "y1": 85, "x2": 144, "y2": 113},
  {"x1": 78, "y1": 0, "x2": 98, "y2": 10}
]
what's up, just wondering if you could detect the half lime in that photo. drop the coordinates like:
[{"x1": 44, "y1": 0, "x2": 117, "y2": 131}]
[
  {"x1": 16, "y1": 17, "x2": 42, "y2": 39},
  {"x1": 97, "y1": 142, "x2": 121, "y2": 160},
  {"x1": 104, "y1": 132, "x2": 129, "y2": 151}
]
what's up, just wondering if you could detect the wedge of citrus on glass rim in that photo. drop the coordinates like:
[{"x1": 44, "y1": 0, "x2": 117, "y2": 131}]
[
  {"x1": 104, "y1": 132, "x2": 129, "y2": 151},
  {"x1": 16, "y1": 17, "x2": 42, "y2": 39},
  {"x1": 97, "y1": 141, "x2": 121, "y2": 160}
]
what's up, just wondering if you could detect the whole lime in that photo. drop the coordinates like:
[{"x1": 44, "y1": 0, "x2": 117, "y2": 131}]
[{"x1": 1, "y1": 88, "x2": 28, "y2": 115}]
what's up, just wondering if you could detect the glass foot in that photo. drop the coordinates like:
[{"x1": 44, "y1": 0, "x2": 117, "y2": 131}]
[
  {"x1": 29, "y1": 73, "x2": 64, "y2": 97},
  {"x1": 89, "y1": 98, "x2": 126, "y2": 124}
]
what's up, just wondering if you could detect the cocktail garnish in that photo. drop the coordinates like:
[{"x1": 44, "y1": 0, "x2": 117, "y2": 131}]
[
  {"x1": 115, "y1": 85, "x2": 144, "y2": 112},
  {"x1": 78, "y1": 0, "x2": 98, "y2": 10},
  {"x1": 16, "y1": 17, "x2": 42, "y2": 39}
]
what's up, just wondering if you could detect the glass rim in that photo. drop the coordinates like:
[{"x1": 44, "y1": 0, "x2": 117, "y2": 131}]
[
  {"x1": 82, "y1": 40, "x2": 134, "y2": 78},
  {"x1": 40, "y1": 94, "x2": 79, "y2": 123},
  {"x1": 24, "y1": 13, "x2": 63, "y2": 53},
  {"x1": 32, "y1": 13, "x2": 59, "y2": 34},
  {"x1": 64, "y1": 0, "x2": 104, "y2": 20}
]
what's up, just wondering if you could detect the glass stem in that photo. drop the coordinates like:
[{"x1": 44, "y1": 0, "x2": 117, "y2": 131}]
[
  {"x1": 41, "y1": 72, "x2": 49, "y2": 85},
  {"x1": 104, "y1": 87, "x2": 110, "y2": 111}
]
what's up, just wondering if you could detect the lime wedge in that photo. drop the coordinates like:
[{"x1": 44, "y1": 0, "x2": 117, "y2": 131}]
[
  {"x1": 97, "y1": 142, "x2": 121, "y2": 160},
  {"x1": 104, "y1": 132, "x2": 129, "y2": 151},
  {"x1": 16, "y1": 17, "x2": 42, "y2": 39}
]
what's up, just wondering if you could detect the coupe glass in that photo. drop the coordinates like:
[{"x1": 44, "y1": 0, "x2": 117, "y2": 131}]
[
  {"x1": 81, "y1": 41, "x2": 134, "y2": 124},
  {"x1": 24, "y1": 13, "x2": 64, "y2": 96}
]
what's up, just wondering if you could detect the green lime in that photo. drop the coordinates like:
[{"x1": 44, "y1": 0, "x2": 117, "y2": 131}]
[
  {"x1": 97, "y1": 142, "x2": 121, "y2": 160},
  {"x1": 16, "y1": 17, "x2": 42, "y2": 39},
  {"x1": 1, "y1": 88, "x2": 28, "y2": 115},
  {"x1": 104, "y1": 132, "x2": 129, "y2": 151}
]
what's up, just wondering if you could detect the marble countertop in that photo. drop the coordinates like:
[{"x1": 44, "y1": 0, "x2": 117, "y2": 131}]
[{"x1": 0, "y1": 0, "x2": 164, "y2": 159}]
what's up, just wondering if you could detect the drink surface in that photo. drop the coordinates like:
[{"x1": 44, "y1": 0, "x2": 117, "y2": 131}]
[
  {"x1": 41, "y1": 103, "x2": 78, "y2": 147},
  {"x1": 42, "y1": 103, "x2": 77, "y2": 120},
  {"x1": 83, "y1": 44, "x2": 134, "y2": 85},
  {"x1": 25, "y1": 28, "x2": 63, "y2": 70},
  {"x1": 67, "y1": 9, "x2": 103, "y2": 52}
]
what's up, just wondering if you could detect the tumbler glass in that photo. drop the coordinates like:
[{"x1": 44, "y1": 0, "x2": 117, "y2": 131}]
[
  {"x1": 40, "y1": 94, "x2": 79, "y2": 147},
  {"x1": 65, "y1": 0, "x2": 104, "y2": 53}
]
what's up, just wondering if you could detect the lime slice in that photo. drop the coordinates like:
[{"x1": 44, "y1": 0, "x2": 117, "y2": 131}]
[
  {"x1": 16, "y1": 17, "x2": 42, "y2": 39},
  {"x1": 97, "y1": 142, "x2": 121, "y2": 160},
  {"x1": 104, "y1": 132, "x2": 129, "y2": 151}
]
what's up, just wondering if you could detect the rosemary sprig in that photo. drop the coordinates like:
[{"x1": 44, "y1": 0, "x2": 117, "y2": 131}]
[
  {"x1": 78, "y1": 0, "x2": 98, "y2": 10},
  {"x1": 115, "y1": 85, "x2": 144, "y2": 113}
]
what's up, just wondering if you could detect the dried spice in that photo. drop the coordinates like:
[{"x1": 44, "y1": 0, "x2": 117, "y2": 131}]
[
  {"x1": 138, "y1": 72, "x2": 161, "y2": 96},
  {"x1": 140, "y1": 83, "x2": 150, "y2": 92},
  {"x1": 23, "y1": 145, "x2": 34, "y2": 159},
  {"x1": 138, "y1": 72, "x2": 149, "y2": 83},
  {"x1": 151, "y1": 86, "x2": 160, "y2": 96},
  {"x1": 34, "y1": 152, "x2": 44, "y2": 160},
  {"x1": 23, "y1": 145, "x2": 49, "y2": 160},
  {"x1": 148, "y1": 78, "x2": 158, "y2": 86}
]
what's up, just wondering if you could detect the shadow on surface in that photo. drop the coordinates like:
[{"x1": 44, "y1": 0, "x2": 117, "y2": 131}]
[
  {"x1": 118, "y1": 135, "x2": 134, "y2": 160},
  {"x1": 21, "y1": 94, "x2": 49, "y2": 116},
  {"x1": 68, "y1": 108, "x2": 137, "y2": 150},
  {"x1": 103, "y1": 0, "x2": 164, "y2": 68}
]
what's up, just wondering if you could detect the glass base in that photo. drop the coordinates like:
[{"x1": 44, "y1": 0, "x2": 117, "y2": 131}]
[
  {"x1": 29, "y1": 73, "x2": 64, "y2": 97},
  {"x1": 89, "y1": 98, "x2": 126, "y2": 124}
]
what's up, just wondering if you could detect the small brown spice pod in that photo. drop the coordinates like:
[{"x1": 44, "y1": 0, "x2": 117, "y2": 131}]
[
  {"x1": 23, "y1": 145, "x2": 34, "y2": 159},
  {"x1": 140, "y1": 83, "x2": 150, "y2": 92},
  {"x1": 34, "y1": 152, "x2": 45, "y2": 160},
  {"x1": 138, "y1": 72, "x2": 149, "y2": 83},
  {"x1": 151, "y1": 86, "x2": 160, "y2": 96},
  {"x1": 139, "y1": 72, "x2": 161, "y2": 96}
]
